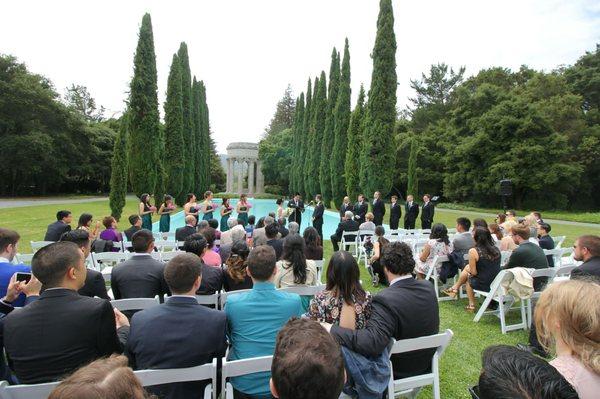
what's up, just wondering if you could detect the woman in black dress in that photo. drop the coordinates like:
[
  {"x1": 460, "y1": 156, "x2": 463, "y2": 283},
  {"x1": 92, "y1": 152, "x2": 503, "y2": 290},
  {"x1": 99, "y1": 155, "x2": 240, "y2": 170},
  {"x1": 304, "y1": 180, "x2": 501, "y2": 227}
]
[
  {"x1": 222, "y1": 241, "x2": 253, "y2": 292},
  {"x1": 370, "y1": 226, "x2": 390, "y2": 286}
]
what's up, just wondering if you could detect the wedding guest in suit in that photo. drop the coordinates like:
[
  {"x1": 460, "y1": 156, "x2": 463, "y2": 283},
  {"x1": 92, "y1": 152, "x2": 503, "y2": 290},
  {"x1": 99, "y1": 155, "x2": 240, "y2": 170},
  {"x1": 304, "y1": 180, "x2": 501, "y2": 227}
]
[
  {"x1": 312, "y1": 194, "x2": 325, "y2": 239},
  {"x1": 176, "y1": 215, "x2": 198, "y2": 242},
  {"x1": 353, "y1": 194, "x2": 368, "y2": 225},
  {"x1": 182, "y1": 234, "x2": 223, "y2": 295},
  {"x1": 420, "y1": 194, "x2": 435, "y2": 229},
  {"x1": 124, "y1": 215, "x2": 142, "y2": 241},
  {"x1": 339, "y1": 196, "x2": 352, "y2": 222},
  {"x1": 288, "y1": 193, "x2": 305, "y2": 227},
  {"x1": 44, "y1": 210, "x2": 72, "y2": 241},
  {"x1": 277, "y1": 218, "x2": 289, "y2": 239},
  {"x1": 266, "y1": 223, "x2": 284, "y2": 260},
  {"x1": 253, "y1": 216, "x2": 275, "y2": 247},
  {"x1": 570, "y1": 235, "x2": 600, "y2": 280},
  {"x1": 0, "y1": 228, "x2": 32, "y2": 307},
  {"x1": 330, "y1": 211, "x2": 359, "y2": 252},
  {"x1": 537, "y1": 223, "x2": 555, "y2": 267},
  {"x1": 389, "y1": 195, "x2": 402, "y2": 230},
  {"x1": 452, "y1": 217, "x2": 475, "y2": 252},
  {"x1": 404, "y1": 195, "x2": 419, "y2": 230},
  {"x1": 372, "y1": 191, "x2": 386, "y2": 226}
]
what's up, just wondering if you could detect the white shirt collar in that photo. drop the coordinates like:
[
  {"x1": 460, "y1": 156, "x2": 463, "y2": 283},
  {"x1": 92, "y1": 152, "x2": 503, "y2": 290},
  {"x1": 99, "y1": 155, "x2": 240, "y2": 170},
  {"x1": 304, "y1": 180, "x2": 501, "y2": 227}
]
[
  {"x1": 0, "y1": 257, "x2": 11, "y2": 263},
  {"x1": 131, "y1": 252, "x2": 151, "y2": 257},
  {"x1": 389, "y1": 274, "x2": 413, "y2": 286}
]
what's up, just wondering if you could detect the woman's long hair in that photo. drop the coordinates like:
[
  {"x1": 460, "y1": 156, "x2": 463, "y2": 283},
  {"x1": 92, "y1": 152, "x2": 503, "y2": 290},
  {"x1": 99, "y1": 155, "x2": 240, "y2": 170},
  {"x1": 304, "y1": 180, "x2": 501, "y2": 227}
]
[
  {"x1": 162, "y1": 194, "x2": 173, "y2": 208},
  {"x1": 77, "y1": 213, "x2": 93, "y2": 229},
  {"x1": 225, "y1": 241, "x2": 250, "y2": 283},
  {"x1": 489, "y1": 223, "x2": 503, "y2": 240},
  {"x1": 473, "y1": 227, "x2": 500, "y2": 260},
  {"x1": 281, "y1": 234, "x2": 308, "y2": 284},
  {"x1": 326, "y1": 251, "x2": 366, "y2": 305},
  {"x1": 140, "y1": 193, "x2": 150, "y2": 206},
  {"x1": 375, "y1": 225, "x2": 389, "y2": 247},
  {"x1": 303, "y1": 227, "x2": 322, "y2": 249},
  {"x1": 430, "y1": 223, "x2": 450, "y2": 245}
]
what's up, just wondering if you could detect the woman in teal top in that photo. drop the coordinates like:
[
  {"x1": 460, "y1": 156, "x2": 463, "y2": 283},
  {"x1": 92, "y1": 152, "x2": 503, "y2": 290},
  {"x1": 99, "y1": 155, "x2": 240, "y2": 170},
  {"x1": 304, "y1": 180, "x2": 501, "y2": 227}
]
[
  {"x1": 158, "y1": 194, "x2": 176, "y2": 237},
  {"x1": 201, "y1": 191, "x2": 215, "y2": 221},
  {"x1": 220, "y1": 198, "x2": 233, "y2": 232},
  {"x1": 138, "y1": 193, "x2": 155, "y2": 231},
  {"x1": 236, "y1": 194, "x2": 252, "y2": 227}
]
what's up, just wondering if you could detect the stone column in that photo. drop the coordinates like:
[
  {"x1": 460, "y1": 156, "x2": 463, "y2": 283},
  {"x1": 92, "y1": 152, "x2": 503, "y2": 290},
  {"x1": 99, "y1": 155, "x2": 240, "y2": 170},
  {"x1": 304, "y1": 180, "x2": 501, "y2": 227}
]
[
  {"x1": 256, "y1": 160, "x2": 264, "y2": 194},
  {"x1": 248, "y1": 160, "x2": 255, "y2": 195},
  {"x1": 237, "y1": 159, "x2": 244, "y2": 194},
  {"x1": 226, "y1": 158, "x2": 232, "y2": 193}
]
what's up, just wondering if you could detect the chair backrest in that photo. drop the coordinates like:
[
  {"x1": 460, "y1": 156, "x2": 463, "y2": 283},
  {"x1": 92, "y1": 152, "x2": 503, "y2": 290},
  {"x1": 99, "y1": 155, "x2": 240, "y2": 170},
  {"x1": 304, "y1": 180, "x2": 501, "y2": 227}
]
[
  {"x1": 0, "y1": 380, "x2": 59, "y2": 399},
  {"x1": 219, "y1": 289, "x2": 253, "y2": 309},
  {"x1": 341, "y1": 231, "x2": 358, "y2": 244},
  {"x1": 135, "y1": 359, "x2": 217, "y2": 399},
  {"x1": 153, "y1": 232, "x2": 176, "y2": 241},
  {"x1": 221, "y1": 356, "x2": 273, "y2": 399},
  {"x1": 154, "y1": 240, "x2": 179, "y2": 252},
  {"x1": 419, "y1": 229, "x2": 432, "y2": 235},
  {"x1": 279, "y1": 284, "x2": 325, "y2": 297},
  {"x1": 14, "y1": 253, "x2": 34, "y2": 265},
  {"x1": 91, "y1": 252, "x2": 131, "y2": 271},
  {"x1": 195, "y1": 293, "x2": 220, "y2": 307},
  {"x1": 424, "y1": 255, "x2": 449, "y2": 280},
  {"x1": 500, "y1": 251, "x2": 512, "y2": 267},
  {"x1": 111, "y1": 296, "x2": 160, "y2": 311},
  {"x1": 161, "y1": 251, "x2": 181, "y2": 262},
  {"x1": 530, "y1": 267, "x2": 556, "y2": 280},
  {"x1": 554, "y1": 264, "x2": 577, "y2": 278},
  {"x1": 30, "y1": 241, "x2": 54, "y2": 252},
  {"x1": 554, "y1": 236, "x2": 566, "y2": 248}
]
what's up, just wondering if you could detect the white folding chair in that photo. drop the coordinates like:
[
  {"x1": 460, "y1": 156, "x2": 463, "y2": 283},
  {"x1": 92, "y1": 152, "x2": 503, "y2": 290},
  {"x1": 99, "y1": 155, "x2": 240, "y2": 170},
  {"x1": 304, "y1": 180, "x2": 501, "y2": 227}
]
[
  {"x1": 543, "y1": 248, "x2": 565, "y2": 268},
  {"x1": 153, "y1": 232, "x2": 176, "y2": 241},
  {"x1": 473, "y1": 270, "x2": 528, "y2": 334},
  {"x1": 135, "y1": 359, "x2": 217, "y2": 399},
  {"x1": 356, "y1": 230, "x2": 375, "y2": 265},
  {"x1": 526, "y1": 268, "x2": 556, "y2": 327},
  {"x1": 419, "y1": 229, "x2": 432, "y2": 235},
  {"x1": 161, "y1": 251, "x2": 181, "y2": 262},
  {"x1": 279, "y1": 284, "x2": 325, "y2": 297},
  {"x1": 195, "y1": 293, "x2": 220, "y2": 307},
  {"x1": 111, "y1": 296, "x2": 160, "y2": 312},
  {"x1": 314, "y1": 259, "x2": 325, "y2": 282},
  {"x1": 553, "y1": 236, "x2": 566, "y2": 249},
  {"x1": 413, "y1": 239, "x2": 429, "y2": 256},
  {"x1": 122, "y1": 240, "x2": 134, "y2": 252},
  {"x1": 29, "y1": 241, "x2": 54, "y2": 253},
  {"x1": 340, "y1": 231, "x2": 359, "y2": 256},
  {"x1": 447, "y1": 228, "x2": 457, "y2": 234},
  {"x1": 154, "y1": 240, "x2": 179, "y2": 252},
  {"x1": 91, "y1": 252, "x2": 130, "y2": 271},
  {"x1": 554, "y1": 264, "x2": 577, "y2": 279},
  {"x1": 221, "y1": 356, "x2": 273, "y2": 399},
  {"x1": 500, "y1": 251, "x2": 512, "y2": 267},
  {"x1": 0, "y1": 380, "x2": 59, "y2": 399},
  {"x1": 102, "y1": 266, "x2": 113, "y2": 282},
  {"x1": 14, "y1": 253, "x2": 34, "y2": 265},
  {"x1": 423, "y1": 256, "x2": 453, "y2": 302},
  {"x1": 387, "y1": 329, "x2": 454, "y2": 399},
  {"x1": 219, "y1": 289, "x2": 252, "y2": 309}
]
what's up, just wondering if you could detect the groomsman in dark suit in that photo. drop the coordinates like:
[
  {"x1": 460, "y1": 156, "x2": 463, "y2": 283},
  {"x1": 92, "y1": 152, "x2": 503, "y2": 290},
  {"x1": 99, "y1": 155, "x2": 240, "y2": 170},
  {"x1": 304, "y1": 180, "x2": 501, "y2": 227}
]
[
  {"x1": 389, "y1": 195, "x2": 402, "y2": 230},
  {"x1": 288, "y1": 193, "x2": 305, "y2": 227},
  {"x1": 404, "y1": 195, "x2": 419, "y2": 230},
  {"x1": 420, "y1": 194, "x2": 435, "y2": 229},
  {"x1": 372, "y1": 191, "x2": 386, "y2": 226},
  {"x1": 312, "y1": 194, "x2": 325, "y2": 239},
  {"x1": 339, "y1": 196, "x2": 352, "y2": 221},
  {"x1": 354, "y1": 195, "x2": 368, "y2": 225}
]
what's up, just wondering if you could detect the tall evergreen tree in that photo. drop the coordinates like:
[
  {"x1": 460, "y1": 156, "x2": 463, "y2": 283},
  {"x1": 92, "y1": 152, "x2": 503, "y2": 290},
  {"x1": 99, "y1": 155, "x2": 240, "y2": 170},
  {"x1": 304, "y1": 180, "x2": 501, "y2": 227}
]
[
  {"x1": 406, "y1": 137, "x2": 419, "y2": 197},
  {"x1": 362, "y1": 0, "x2": 397, "y2": 196},
  {"x1": 109, "y1": 114, "x2": 129, "y2": 220},
  {"x1": 200, "y1": 82, "x2": 211, "y2": 188},
  {"x1": 163, "y1": 54, "x2": 185, "y2": 205},
  {"x1": 319, "y1": 49, "x2": 340, "y2": 205},
  {"x1": 265, "y1": 84, "x2": 296, "y2": 136},
  {"x1": 331, "y1": 39, "x2": 352, "y2": 206},
  {"x1": 300, "y1": 78, "x2": 312, "y2": 198},
  {"x1": 307, "y1": 72, "x2": 327, "y2": 198},
  {"x1": 303, "y1": 76, "x2": 318, "y2": 198},
  {"x1": 128, "y1": 13, "x2": 160, "y2": 196},
  {"x1": 154, "y1": 123, "x2": 167, "y2": 207},
  {"x1": 178, "y1": 42, "x2": 194, "y2": 195},
  {"x1": 289, "y1": 94, "x2": 304, "y2": 194},
  {"x1": 345, "y1": 84, "x2": 366, "y2": 200},
  {"x1": 192, "y1": 77, "x2": 203, "y2": 193}
]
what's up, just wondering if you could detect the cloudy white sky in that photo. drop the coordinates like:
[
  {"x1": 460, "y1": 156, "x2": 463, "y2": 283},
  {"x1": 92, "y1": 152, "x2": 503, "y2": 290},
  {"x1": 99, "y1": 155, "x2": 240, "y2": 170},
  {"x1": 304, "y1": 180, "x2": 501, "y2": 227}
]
[{"x1": 1, "y1": 0, "x2": 598, "y2": 152}]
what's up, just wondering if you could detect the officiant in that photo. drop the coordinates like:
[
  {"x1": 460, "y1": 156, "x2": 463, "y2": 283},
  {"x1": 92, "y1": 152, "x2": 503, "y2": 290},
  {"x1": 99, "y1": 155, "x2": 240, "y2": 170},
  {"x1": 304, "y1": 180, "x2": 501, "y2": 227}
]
[{"x1": 287, "y1": 192, "x2": 305, "y2": 226}]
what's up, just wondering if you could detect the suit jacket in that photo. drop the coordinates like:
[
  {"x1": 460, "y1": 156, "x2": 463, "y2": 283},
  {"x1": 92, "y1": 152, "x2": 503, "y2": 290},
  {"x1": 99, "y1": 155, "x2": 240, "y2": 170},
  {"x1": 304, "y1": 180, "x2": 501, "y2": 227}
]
[
  {"x1": 267, "y1": 239, "x2": 284, "y2": 260},
  {"x1": 372, "y1": 199, "x2": 386, "y2": 225},
  {"x1": 44, "y1": 221, "x2": 71, "y2": 242},
  {"x1": 127, "y1": 297, "x2": 227, "y2": 399},
  {"x1": 339, "y1": 203, "x2": 353, "y2": 220},
  {"x1": 287, "y1": 200, "x2": 304, "y2": 224},
  {"x1": 334, "y1": 219, "x2": 360, "y2": 241},
  {"x1": 111, "y1": 254, "x2": 170, "y2": 301},
  {"x1": 123, "y1": 226, "x2": 141, "y2": 241},
  {"x1": 196, "y1": 262, "x2": 223, "y2": 295},
  {"x1": 330, "y1": 277, "x2": 439, "y2": 379},
  {"x1": 452, "y1": 232, "x2": 475, "y2": 252},
  {"x1": 79, "y1": 268, "x2": 109, "y2": 300},
  {"x1": 175, "y1": 225, "x2": 197, "y2": 242},
  {"x1": 571, "y1": 256, "x2": 600, "y2": 280},
  {"x1": 313, "y1": 202, "x2": 325, "y2": 223},
  {"x1": 404, "y1": 202, "x2": 419, "y2": 222},
  {"x1": 2, "y1": 289, "x2": 128, "y2": 383},
  {"x1": 421, "y1": 202, "x2": 434, "y2": 223},
  {"x1": 354, "y1": 202, "x2": 368, "y2": 225},
  {"x1": 389, "y1": 202, "x2": 402, "y2": 229},
  {"x1": 252, "y1": 227, "x2": 268, "y2": 246}
]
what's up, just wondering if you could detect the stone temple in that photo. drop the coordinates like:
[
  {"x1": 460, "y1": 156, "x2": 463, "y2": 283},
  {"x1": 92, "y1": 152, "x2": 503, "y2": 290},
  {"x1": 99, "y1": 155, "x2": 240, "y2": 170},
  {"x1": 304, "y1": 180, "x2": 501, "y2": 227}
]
[{"x1": 225, "y1": 142, "x2": 264, "y2": 194}]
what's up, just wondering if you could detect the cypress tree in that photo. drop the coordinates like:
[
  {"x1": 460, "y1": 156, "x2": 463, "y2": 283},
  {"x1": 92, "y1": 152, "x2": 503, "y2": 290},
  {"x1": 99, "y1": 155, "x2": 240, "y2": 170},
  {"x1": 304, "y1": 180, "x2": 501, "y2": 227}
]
[
  {"x1": 319, "y1": 49, "x2": 340, "y2": 205},
  {"x1": 362, "y1": 0, "x2": 397, "y2": 196},
  {"x1": 154, "y1": 123, "x2": 167, "y2": 207},
  {"x1": 163, "y1": 53, "x2": 185, "y2": 205},
  {"x1": 200, "y1": 82, "x2": 211, "y2": 188},
  {"x1": 331, "y1": 38, "x2": 352, "y2": 206},
  {"x1": 345, "y1": 84, "x2": 366, "y2": 201},
  {"x1": 192, "y1": 77, "x2": 203, "y2": 193},
  {"x1": 407, "y1": 137, "x2": 419, "y2": 197},
  {"x1": 178, "y1": 43, "x2": 194, "y2": 195},
  {"x1": 109, "y1": 114, "x2": 129, "y2": 220},
  {"x1": 307, "y1": 72, "x2": 327, "y2": 198},
  {"x1": 303, "y1": 76, "x2": 317, "y2": 198},
  {"x1": 290, "y1": 94, "x2": 304, "y2": 194},
  {"x1": 300, "y1": 78, "x2": 312, "y2": 198},
  {"x1": 128, "y1": 13, "x2": 160, "y2": 196}
]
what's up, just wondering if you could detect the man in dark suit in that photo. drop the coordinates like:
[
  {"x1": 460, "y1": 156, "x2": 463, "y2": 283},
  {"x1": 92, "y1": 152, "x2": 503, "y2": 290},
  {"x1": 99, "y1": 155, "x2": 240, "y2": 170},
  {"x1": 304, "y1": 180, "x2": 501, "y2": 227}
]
[
  {"x1": 571, "y1": 235, "x2": 600, "y2": 280},
  {"x1": 123, "y1": 215, "x2": 142, "y2": 241},
  {"x1": 44, "y1": 210, "x2": 72, "y2": 241},
  {"x1": 111, "y1": 230, "x2": 170, "y2": 303},
  {"x1": 176, "y1": 215, "x2": 198, "y2": 242},
  {"x1": 353, "y1": 194, "x2": 368, "y2": 225},
  {"x1": 325, "y1": 241, "x2": 439, "y2": 379},
  {"x1": 266, "y1": 223, "x2": 284, "y2": 260},
  {"x1": 127, "y1": 253, "x2": 227, "y2": 399},
  {"x1": 183, "y1": 233, "x2": 223, "y2": 295},
  {"x1": 2, "y1": 242, "x2": 129, "y2": 383},
  {"x1": 420, "y1": 194, "x2": 435, "y2": 229},
  {"x1": 312, "y1": 194, "x2": 325, "y2": 239},
  {"x1": 288, "y1": 193, "x2": 305, "y2": 227},
  {"x1": 330, "y1": 211, "x2": 360, "y2": 252},
  {"x1": 404, "y1": 195, "x2": 419, "y2": 230},
  {"x1": 389, "y1": 195, "x2": 402, "y2": 230},
  {"x1": 339, "y1": 196, "x2": 352, "y2": 222},
  {"x1": 372, "y1": 191, "x2": 386, "y2": 226}
]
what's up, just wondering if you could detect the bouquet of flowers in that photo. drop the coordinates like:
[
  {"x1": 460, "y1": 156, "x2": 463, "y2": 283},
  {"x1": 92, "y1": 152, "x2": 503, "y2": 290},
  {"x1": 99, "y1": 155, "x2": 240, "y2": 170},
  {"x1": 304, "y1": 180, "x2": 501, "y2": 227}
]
[{"x1": 149, "y1": 206, "x2": 157, "y2": 212}]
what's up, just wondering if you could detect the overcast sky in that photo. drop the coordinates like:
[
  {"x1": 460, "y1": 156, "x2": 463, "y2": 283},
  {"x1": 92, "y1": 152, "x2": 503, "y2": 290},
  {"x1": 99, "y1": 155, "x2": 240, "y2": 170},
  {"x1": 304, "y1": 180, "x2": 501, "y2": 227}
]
[{"x1": 1, "y1": 0, "x2": 598, "y2": 152}]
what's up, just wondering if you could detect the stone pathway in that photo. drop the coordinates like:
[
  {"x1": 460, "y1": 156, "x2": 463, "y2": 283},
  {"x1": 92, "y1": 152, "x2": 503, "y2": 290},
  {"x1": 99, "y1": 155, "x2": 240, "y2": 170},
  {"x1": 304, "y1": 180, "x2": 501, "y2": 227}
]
[{"x1": 0, "y1": 196, "x2": 109, "y2": 209}]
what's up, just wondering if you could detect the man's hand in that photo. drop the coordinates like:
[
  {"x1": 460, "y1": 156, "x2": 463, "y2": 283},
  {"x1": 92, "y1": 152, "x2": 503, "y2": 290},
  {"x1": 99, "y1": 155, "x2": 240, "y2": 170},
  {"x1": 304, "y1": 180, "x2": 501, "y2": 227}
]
[
  {"x1": 114, "y1": 308, "x2": 130, "y2": 329},
  {"x1": 3, "y1": 273, "x2": 21, "y2": 303},
  {"x1": 320, "y1": 322, "x2": 332, "y2": 333},
  {"x1": 20, "y1": 275, "x2": 42, "y2": 297}
]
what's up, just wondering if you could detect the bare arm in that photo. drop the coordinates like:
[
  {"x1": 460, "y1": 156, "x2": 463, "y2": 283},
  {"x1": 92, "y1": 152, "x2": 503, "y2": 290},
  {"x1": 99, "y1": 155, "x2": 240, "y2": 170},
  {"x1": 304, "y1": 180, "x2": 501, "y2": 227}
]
[
  {"x1": 468, "y1": 248, "x2": 479, "y2": 276},
  {"x1": 419, "y1": 244, "x2": 431, "y2": 263}
]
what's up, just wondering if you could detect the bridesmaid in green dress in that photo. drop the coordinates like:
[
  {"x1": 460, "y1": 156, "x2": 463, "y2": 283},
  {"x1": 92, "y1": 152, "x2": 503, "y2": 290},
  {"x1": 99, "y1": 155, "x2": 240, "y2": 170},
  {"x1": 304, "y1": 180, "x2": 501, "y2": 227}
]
[
  {"x1": 236, "y1": 193, "x2": 252, "y2": 227},
  {"x1": 158, "y1": 194, "x2": 176, "y2": 238},
  {"x1": 220, "y1": 198, "x2": 233, "y2": 232},
  {"x1": 201, "y1": 191, "x2": 215, "y2": 221},
  {"x1": 139, "y1": 193, "x2": 155, "y2": 231}
]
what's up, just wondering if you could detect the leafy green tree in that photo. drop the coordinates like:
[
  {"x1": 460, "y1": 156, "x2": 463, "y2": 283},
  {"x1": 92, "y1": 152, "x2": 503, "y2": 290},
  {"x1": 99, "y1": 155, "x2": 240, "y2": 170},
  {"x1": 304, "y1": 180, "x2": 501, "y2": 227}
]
[
  {"x1": 259, "y1": 128, "x2": 294, "y2": 192},
  {"x1": 406, "y1": 138, "x2": 418, "y2": 197},
  {"x1": 178, "y1": 42, "x2": 195, "y2": 195},
  {"x1": 564, "y1": 44, "x2": 600, "y2": 115},
  {"x1": 265, "y1": 84, "x2": 296, "y2": 136},
  {"x1": 319, "y1": 49, "x2": 340, "y2": 204},
  {"x1": 209, "y1": 135, "x2": 226, "y2": 191},
  {"x1": 345, "y1": 85, "x2": 366, "y2": 200},
  {"x1": 331, "y1": 39, "x2": 352, "y2": 206},
  {"x1": 300, "y1": 79, "x2": 312, "y2": 198},
  {"x1": 128, "y1": 13, "x2": 161, "y2": 197},
  {"x1": 64, "y1": 84, "x2": 105, "y2": 122},
  {"x1": 362, "y1": 0, "x2": 397, "y2": 196},
  {"x1": 308, "y1": 72, "x2": 327, "y2": 198},
  {"x1": 109, "y1": 115, "x2": 129, "y2": 220}
]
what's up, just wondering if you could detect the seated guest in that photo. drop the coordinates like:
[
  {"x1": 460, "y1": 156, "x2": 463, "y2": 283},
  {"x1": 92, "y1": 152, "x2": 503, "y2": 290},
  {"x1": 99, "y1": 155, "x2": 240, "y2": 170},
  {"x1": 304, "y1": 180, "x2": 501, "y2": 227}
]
[
  {"x1": 307, "y1": 251, "x2": 371, "y2": 329},
  {"x1": 324, "y1": 241, "x2": 439, "y2": 380},
  {"x1": 48, "y1": 355, "x2": 149, "y2": 399},
  {"x1": 277, "y1": 218, "x2": 289, "y2": 238},
  {"x1": 288, "y1": 222, "x2": 300, "y2": 236},
  {"x1": 473, "y1": 218, "x2": 488, "y2": 230},
  {"x1": 225, "y1": 245, "x2": 302, "y2": 398},
  {"x1": 266, "y1": 223, "x2": 284, "y2": 260},
  {"x1": 0, "y1": 228, "x2": 32, "y2": 307},
  {"x1": 371, "y1": 226, "x2": 390, "y2": 286},
  {"x1": 523, "y1": 214, "x2": 539, "y2": 243},
  {"x1": 220, "y1": 218, "x2": 239, "y2": 246},
  {"x1": 208, "y1": 218, "x2": 221, "y2": 239},
  {"x1": 570, "y1": 235, "x2": 600, "y2": 279},
  {"x1": 415, "y1": 223, "x2": 453, "y2": 279},
  {"x1": 2, "y1": 242, "x2": 129, "y2": 383},
  {"x1": 303, "y1": 227, "x2": 323, "y2": 260},
  {"x1": 253, "y1": 216, "x2": 275, "y2": 247},
  {"x1": 220, "y1": 227, "x2": 247, "y2": 264},
  {"x1": 60, "y1": 230, "x2": 109, "y2": 300},
  {"x1": 183, "y1": 233, "x2": 223, "y2": 295},
  {"x1": 76, "y1": 213, "x2": 100, "y2": 239},
  {"x1": 199, "y1": 227, "x2": 221, "y2": 267},
  {"x1": 0, "y1": 272, "x2": 41, "y2": 316},
  {"x1": 538, "y1": 223, "x2": 555, "y2": 267},
  {"x1": 223, "y1": 241, "x2": 253, "y2": 292},
  {"x1": 44, "y1": 210, "x2": 72, "y2": 241},
  {"x1": 330, "y1": 211, "x2": 359, "y2": 252},
  {"x1": 491, "y1": 222, "x2": 517, "y2": 251},
  {"x1": 443, "y1": 228, "x2": 501, "y2": 312},
  {"x1": 111, "y1": 230, "x2": 170, "y2": 303},
  {"x1": 124, "y1": 214, "x2": 143, "y2": 241},
  {"x1": 275, "y1": 234, "x2": 318, "y2": 289},
  {"x1": 270, "y1": 318, "x2": 345, "y2": 399},
  {"x1": 99, "y1": 216, "x2": 122, "y2": 252},
  {"x1": 532, "y1": 211, "x2": 544, "y2": 224},
  {"x1": 359, "y1": 212, "x2": 376, "y2": 231},
  {"x1": 504, "y1": 225, "x2": 548, "y2": 290},
  {"x1": 245, "y1": 215, "x2": 256, "y2": 239},
  {"x1": 452, "y1": 217, "x2": 475, "y2": 252},
  {"x1": 176, "y1": 215, "x2": 198, "y2": 242},
  {"x1": 534, "y1": 279, "x2": 600, "y2": 398},
  {"x1": 255, "y1": 217, "x2": 266, "y2": 229},
  {"x1": 127, "y1": 253, "x2": 227, "y2": 399},
  {"x1": 476, "y1": 345, "x2": 578, "y2": 399}
]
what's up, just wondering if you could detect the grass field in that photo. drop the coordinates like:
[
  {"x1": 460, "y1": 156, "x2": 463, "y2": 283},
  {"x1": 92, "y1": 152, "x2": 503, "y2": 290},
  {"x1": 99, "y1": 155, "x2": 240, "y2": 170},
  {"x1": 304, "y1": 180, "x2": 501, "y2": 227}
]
[{"x1": 2, "y1": 198, "x2": 599, "y2": 397}]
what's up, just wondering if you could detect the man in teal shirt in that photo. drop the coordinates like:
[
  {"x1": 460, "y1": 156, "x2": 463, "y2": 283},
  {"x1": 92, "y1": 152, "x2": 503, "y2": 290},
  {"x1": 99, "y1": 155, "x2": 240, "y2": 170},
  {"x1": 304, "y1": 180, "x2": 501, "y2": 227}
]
[{"x1": 225, "y1": 245, "x2": 302, "y2": 398}]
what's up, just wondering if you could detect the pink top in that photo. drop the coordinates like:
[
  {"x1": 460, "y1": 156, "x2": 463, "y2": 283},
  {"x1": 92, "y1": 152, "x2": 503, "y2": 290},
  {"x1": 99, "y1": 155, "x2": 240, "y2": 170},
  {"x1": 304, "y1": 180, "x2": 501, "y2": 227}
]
[
  {"x1": 202, "y1": 250, "x2": 222, "y2": 267},
  {"x1": 551, "y1": 355, "x2": 600, "y2": 399}
]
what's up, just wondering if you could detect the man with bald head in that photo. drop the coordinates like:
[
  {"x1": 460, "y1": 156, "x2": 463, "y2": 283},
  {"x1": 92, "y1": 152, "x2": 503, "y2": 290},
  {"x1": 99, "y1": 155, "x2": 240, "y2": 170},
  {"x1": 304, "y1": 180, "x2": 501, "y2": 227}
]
[{"x1": 176, "y1": 215, "x2": 197, "y2": 242}]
